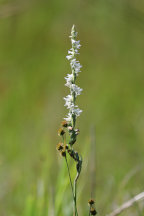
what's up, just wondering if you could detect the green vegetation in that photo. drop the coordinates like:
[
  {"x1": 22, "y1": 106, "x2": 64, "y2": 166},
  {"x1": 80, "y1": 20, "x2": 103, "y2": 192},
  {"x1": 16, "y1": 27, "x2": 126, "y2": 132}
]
[{"x1": 0, "y1": 0, "x2": 144, "y2": 215}]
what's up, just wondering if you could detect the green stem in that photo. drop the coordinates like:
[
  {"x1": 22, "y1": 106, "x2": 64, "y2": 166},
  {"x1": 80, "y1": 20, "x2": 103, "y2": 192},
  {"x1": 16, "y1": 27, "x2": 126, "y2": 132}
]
[
  {"x1": 74, "y1": 179, "x2": 78, "y2": 216},
  {"x1": 65, "y1": 156, "x2": 78, "y2": 216}
]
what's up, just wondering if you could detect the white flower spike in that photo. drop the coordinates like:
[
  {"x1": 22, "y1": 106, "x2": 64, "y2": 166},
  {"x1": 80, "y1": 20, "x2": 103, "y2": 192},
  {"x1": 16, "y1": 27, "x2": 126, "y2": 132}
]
[{"x1": 64, "y1": 25, "x2": 83, "y2": 127}]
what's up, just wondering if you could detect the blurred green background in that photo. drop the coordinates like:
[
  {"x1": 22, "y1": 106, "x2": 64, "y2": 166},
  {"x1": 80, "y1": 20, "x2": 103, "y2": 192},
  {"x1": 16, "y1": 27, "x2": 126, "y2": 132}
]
[{"x1": 0, "y1": 0, "x2": 144, "y2": 215}]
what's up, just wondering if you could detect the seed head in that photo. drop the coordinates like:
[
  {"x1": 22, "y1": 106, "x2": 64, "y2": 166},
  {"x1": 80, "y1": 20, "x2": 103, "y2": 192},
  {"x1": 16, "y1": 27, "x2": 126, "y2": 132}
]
[
  {"x1": 56, "y1": 143, "x2": 64, "y2": 151},
  {"x1": 90, "y1": 208, "x2": 97, "y2": 215},
  {"x1": 58, "y1": 128, "x2": 65, "y2": 136},
  {"x1": 88, "y1": 199, "x2": 95, "y2": 206},
  {"x1": 61, "y1": 120, "x2": 68, "y2": 128},
  {"x1": 61, "y1": 150, "x2": 66, "y2": 157}
]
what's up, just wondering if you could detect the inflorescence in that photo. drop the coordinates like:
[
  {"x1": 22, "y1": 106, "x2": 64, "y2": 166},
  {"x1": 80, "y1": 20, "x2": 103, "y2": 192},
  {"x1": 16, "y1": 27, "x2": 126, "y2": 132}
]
[{"x1": 64, "y1": 24, "x2": 83, "y2": 127}]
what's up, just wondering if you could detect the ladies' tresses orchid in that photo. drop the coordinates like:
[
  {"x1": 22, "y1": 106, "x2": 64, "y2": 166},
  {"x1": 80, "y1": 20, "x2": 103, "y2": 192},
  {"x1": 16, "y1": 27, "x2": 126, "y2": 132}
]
[{"x1": 57, "y1": 25, "x2": 83, "y2": 216}]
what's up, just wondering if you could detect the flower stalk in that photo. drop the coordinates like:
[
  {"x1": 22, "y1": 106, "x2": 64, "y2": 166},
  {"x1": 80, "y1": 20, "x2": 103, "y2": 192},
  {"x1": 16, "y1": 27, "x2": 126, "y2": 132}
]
[{"x1": 57, "y1": 25, "x2": 83, "y2": 216}]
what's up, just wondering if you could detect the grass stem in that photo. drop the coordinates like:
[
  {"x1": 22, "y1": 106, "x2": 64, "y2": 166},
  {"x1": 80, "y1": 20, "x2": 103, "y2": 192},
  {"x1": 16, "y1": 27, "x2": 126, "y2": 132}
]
[{"x1": 89, "y1": 206, "x2": 91, "y2": 216}]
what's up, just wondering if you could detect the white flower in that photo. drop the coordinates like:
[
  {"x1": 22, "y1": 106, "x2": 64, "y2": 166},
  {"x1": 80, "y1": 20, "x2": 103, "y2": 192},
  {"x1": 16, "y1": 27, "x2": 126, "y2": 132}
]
[
  {"x1": 67, "y1": 47, "x2": 79, "y2": 61},
  {"x1": 64, "y1": 95, "x2": 74, "y2": 109},
  {"x1": 68, "y1": 50, "x2": 73, "y2": 55},
  {"x1": 71, "y1": 84, "x2": 83, "y2": 96},
  {"x1": 66, "y1": 55, "x2": 73, "y2": 60},
  {"x1": 71, "y1": 107, "x2": 82, "y2": 117},
  {"x1": 70, "y1": 59, "x2": 82, "y2": 74},
  {"x1": 71, "y1": 39, "x2": 81, "y2": 49},
  {"x1": 64, "y1": 113, "x2": 72, "y2": 122},
  {"x1": 69, "y1": 31, "x2": 77, "y2": 38},
  {"x1": 68, "y1": 49, "x2": 79, "y2": 55},
  {"x1": 65, "y1": 74, "x2": 73, "y2": 87}
]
